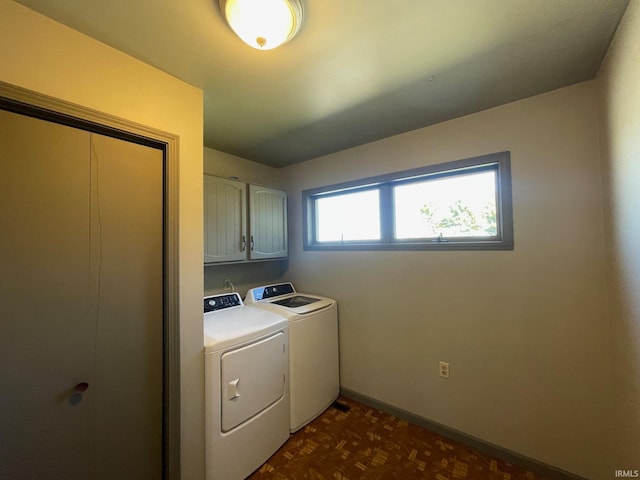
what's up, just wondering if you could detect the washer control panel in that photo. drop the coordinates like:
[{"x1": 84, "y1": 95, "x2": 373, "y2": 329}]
[
  {"x1": 204, "y1": 293, "x2": 242, "y2": 313},
  {"x1": 249, "y1": 283, "x2": 296, "y2": 301}
]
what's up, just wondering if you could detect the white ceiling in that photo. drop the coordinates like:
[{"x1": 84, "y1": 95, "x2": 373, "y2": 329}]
[{"x1": 15, "y1": 0, "x2": 629, "y2": 167}]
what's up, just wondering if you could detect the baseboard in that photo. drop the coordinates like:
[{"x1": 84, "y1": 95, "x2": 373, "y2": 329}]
[{"x1": 340, "y1": 388, "x2": 588, "y2": 480}]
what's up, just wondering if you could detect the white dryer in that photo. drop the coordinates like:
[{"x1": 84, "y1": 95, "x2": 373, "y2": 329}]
[
  {"x1": 204, "y1": 292, "x2": 290, "y2": 480},
  {"x1": 244, "y1": 283, "x2": 339, "y2": 432}
]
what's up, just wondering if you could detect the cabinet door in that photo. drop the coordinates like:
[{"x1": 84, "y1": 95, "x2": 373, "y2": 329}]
[
  {"x1": 204, "y1": 176, "x2": 247, "y2": 263},
  {"x1": 249, "y1": 184, "x2": 288, "y2": 260}
]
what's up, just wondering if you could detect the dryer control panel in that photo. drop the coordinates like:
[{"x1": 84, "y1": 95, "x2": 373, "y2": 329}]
[{"x1": 204, "y1": 293, "x2": 242, "y2": 312}]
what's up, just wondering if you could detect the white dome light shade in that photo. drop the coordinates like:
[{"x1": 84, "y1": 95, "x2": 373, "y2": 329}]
[{"x1": 219, "y1": 0, "x2": 303, "y2": 50}]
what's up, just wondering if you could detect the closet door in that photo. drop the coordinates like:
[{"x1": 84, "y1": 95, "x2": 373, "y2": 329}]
[
  {"x1": 0, "y1": 110, "x2": 163, "y2": 480},
  {"x1": 90, "y1": 133, "x2": 163, "y2": 480},
  {"x1": 0, "y1": 109, "x2": 94, "y2": 479}
]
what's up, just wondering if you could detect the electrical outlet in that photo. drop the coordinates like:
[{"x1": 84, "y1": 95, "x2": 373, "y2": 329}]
[
  {"x1": 223, "y1": 279, "x2": 233, "y2": 291},
  {"x1": 439, "y1": 361, "x2": 450, "y2": 379}
]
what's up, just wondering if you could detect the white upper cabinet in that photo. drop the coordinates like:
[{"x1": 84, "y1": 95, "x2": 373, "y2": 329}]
[
  {"x1": 204, "y1": 176, "x2": 287, "y2": 264},
  {"x1": 249, "y1": 184, "x2": 288, "y2": 260},
  {"x1": 204, "y1": 176, "x2": 247, "y2": 263}
]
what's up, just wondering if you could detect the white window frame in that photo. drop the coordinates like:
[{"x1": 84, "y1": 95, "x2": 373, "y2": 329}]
[{"x1": 302, "y1": 151, "x2": 514, "y2": 251}]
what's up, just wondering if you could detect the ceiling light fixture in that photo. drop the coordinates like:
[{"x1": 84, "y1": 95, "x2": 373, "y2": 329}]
[{"x1": 219, "y1": 0, "x2": 303, "y2": 50}]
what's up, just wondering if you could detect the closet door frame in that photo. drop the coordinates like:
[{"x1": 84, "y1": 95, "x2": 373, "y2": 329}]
[{"x1": 0, "y1": 81, "x2": 181, "y2": 480}]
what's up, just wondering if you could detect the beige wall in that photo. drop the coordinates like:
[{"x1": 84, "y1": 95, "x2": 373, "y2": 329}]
[
  {"x1": 283, "y1": 81, "x2": 612, "y2": 478},
  {"x1": 203, "y1": 147, "x2": 288, "y2": 297},
  {"x1": 598, "y1": 0, "x2": 640, "y2": 471},
  {"x1": 0, "y1": 2, "x2": 205, "y2": 478}
]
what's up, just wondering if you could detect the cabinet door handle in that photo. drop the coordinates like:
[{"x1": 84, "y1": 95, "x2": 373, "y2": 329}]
[
  {"x1": 241, "y1": 235, "x2": 246, "y2": 251},
  {"x1": 250, "y1": 236, "x2": 254, "y2": 251}
]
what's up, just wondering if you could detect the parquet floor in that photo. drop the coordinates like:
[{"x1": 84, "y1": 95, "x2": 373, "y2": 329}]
[{"x1": 249, "y1": 396, "x2": 551, "y2": 480}]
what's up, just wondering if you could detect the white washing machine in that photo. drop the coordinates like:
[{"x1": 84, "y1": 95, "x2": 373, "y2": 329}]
[
  {"x1": 244, "y1": 283, "x2": 339, "y2": 432},
  {"x1": 203, "y1": 292, "x2": 290, "y2": 480}
]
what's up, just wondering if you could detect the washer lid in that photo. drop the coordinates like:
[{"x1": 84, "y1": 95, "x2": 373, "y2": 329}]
[
  {"x1": 271, "y1": 295, "x2": 319, "y2": 308},
  {"x1": 204, "y1": 306, "x2": 287, "y2": 351}
]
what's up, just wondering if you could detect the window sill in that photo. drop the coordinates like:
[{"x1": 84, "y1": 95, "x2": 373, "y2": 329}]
[{"x1": 304, "y1": 240, "x2": 514, "y2": 251}]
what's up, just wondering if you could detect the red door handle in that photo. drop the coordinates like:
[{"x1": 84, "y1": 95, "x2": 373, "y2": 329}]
[{"x1": 73, "y1": 382, "x2": 89, "y2": 393}]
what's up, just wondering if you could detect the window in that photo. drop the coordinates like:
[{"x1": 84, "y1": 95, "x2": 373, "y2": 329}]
[
  {"x1": 302, "y1": 151, "x2": 513, "y2": 251},
  {"x1": 315, "y1": 188, "x2": 380, "y2": 242}
]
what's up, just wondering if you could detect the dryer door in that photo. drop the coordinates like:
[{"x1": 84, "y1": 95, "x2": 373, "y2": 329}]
[{"x1": 220, "y1": 332, "x2": 286, "y2": 432}]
